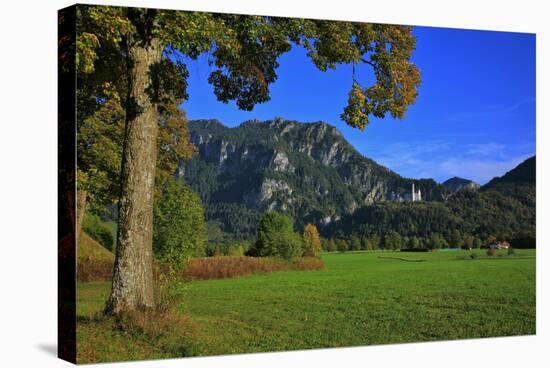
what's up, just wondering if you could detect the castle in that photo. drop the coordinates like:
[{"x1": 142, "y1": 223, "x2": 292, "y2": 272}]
[
  {"x1": 392, "y1": 183, "x2": 422, "y2": 202},
  {"x1": 411, "y1": 183, "x2": 422, "y2": 202}
]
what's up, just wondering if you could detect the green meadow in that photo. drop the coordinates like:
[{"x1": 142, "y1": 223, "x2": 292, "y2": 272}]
[{"x1": 77, "y1": 249, "x2": 535, "y2": 363}]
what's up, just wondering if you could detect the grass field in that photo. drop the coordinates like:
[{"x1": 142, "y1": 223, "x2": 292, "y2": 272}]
[{"x1": 76, "y1": 249, "x2": 536, "y2": 363}]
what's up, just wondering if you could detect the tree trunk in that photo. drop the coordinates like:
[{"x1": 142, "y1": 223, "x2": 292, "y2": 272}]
[
  {"x1": 76, "y1": 190, "x2": 87, "y2": 241},
  {"x1": 106, "y1": 38, "x2": 162, "y2": 315}
]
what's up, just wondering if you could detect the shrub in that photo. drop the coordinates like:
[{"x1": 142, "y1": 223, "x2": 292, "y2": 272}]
[
  {"x1": 470, "y1": 252, "x2": 478, "y2": 260},
  {"x1": 82, "y1": 213, "x2": 114, "y2": 251},
  {"x1": 507, "y1": 247, "x2": 516, "y2": 256},
  {"x1": 487, "y1": 248, "x2": 497, "y2": 256},
  {"x1": 272, "y1": 231, "x2": 304, "y2": 260},
  {"x1": 303, "y1": 223, "x2": 322, "y2": 258},
  {"x1": 153, "y1": 179, "x2": 206, "y2": 267},
  {"x1": 227, "y1": 244, "x2": 245, "y2": 256},
  {"x1": 253, "y1": 212, "x2": 303, "y2": 260}
]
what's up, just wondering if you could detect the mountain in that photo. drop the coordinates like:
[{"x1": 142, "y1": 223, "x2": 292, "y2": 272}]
[
  {"x1": 442, "y1": 177, "x2": 480, "y2": 192},
  {"x1": 481, "y1": 155, "x2": 536, "y2": 208},
  {"x1": 177, "y1": 118, "x2": 450, "y2": 238},
  {"x1": 483, "y1": 156, "x2": 536, "y2": 189},
  {"x1": 324, "y1": 155, "x2": 536, "y2": 247}
]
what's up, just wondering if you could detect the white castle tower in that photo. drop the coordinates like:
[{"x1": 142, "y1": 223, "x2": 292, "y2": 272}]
[{"x1": 411, "y1": 183, "x2": 422, "y2": 201}]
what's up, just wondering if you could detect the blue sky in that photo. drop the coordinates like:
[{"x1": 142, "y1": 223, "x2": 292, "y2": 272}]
[{"x1": 179, "y1": 25, "x2": 536, "y2": 184}]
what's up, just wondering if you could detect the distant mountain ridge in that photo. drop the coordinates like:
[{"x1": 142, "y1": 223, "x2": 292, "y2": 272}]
[
  {"x1": 480, "y1": 156, "x2": 536, "y2": 208},
  {"x1": 483, "y1": 156, "x2": 536, "y2": 189},
  {"x1": 177, "y1": 118, "x2": 449, "y2": 237},
  {"x1": 442, "y1": 177, "x2": 480, "y2": 192}
]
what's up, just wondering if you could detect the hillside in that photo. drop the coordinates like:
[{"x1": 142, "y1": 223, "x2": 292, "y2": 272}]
[
  {"x1": 325, "y1": 156, "x2": 536, "y2": 246},
  {"x1": 177, "y1": 118, "x2": 450, "y2": 238},
  {"x1": 483, "y1": 156, "x2": 536, "y2": 189},
  {"x1": 481, "y1": 156, "x2": 536, "y2": 207},
  {"x1": 77, "y1": 233, "x2": 114, "y2": 282},
  {"x1": 78, "y1": 233, "x2": 114, "y2": 263}
]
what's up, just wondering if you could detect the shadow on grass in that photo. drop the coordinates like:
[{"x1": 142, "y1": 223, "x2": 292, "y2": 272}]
[{"x1": 378, "y1": 256, "x2": 425, "y2": 262}]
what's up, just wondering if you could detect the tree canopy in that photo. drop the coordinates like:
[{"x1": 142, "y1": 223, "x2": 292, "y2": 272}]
[
  {"x1": 77, "y1": 5, "x2": 421, "y2": 130},
  {"x1": 253, "y1": 212, "x2": 303, "y2": 260},
  {"x1": 303, "y1": 223, "x2": 322, "y2": 258},
  {"x1": 153, "y1": 178, "x2": 206, "y2": 267}
]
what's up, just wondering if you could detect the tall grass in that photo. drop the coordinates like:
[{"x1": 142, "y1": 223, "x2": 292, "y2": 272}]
[
  {"x1": 77, "y1": 259, "x2": 114, "y2": 282},
  {"x1": 78, "y1": 255, "x2": 324, "y2": 282},
  {"x1": 184, "y1": 256, "x2": 324, "y2": 280}
]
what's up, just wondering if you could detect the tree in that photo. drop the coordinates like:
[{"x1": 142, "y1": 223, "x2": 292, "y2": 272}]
[
  {"x1": 337, "y1": 239, "x2": 349, "y2": 253},
  {"x1": 350, "y1": 236, "x2": 361, "y2": 251},
  {"x1": 449, "y1": 229, "x2": 463, "y2": 248},
  {"x1": 206, "y1": 221, "x2": 225, "y2": 243},
  {"x1": 303, "y1": 224, "x2": 322, "y2": 258},
  {"x1": 384, "y1": 231, "x2": 402, "y2": 250},
  {"x1": 254, "y1": 212, "x2": 303, "y2": 260},
  {"x1": 152, "y1": 179, "x2": 206, "y2": 267},
  {"x1": 212, "y1": 245, "x2": 222, "y2": 257},
  {"x1": 463, "y1": 234, "x2": 474, "y2": 249},
  {"x1": 473, "y1": 237, "x2": 482, "y2": 249},
  {"x1": 77, "y1": 5, "x2": 421, "y2": 315},
  {"x1": 407, "y1": 236, "x2": 420, "y2": 249},
  {"x1": 370, "y1": 234, "x2": 381, "y2": 250},
  {"x1": 327, "y1": 239, "x2": 337, "y2": 252},
  {"x1": 365, "y1": 239, "x2": 375, "y2": 251},
  {"x1": 429, "y1": 233, "x2": 445, "y2": 249}
]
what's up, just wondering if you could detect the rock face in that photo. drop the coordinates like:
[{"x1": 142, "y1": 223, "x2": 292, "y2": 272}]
[
  {"x1": 177, "y1": 118, "x2": 449, "y2": 235},
  {"x1": 442, "y1": 177, "x2": 480, "y2": 192}
]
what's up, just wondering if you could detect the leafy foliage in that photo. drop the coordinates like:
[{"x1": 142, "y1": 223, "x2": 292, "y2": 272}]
[
  {"x1": 153, "y1": 179, "x2": 206, "y2": 267},
  {"x1": 77, "y1": 5, "x2": 421, "y2": 132},
  {"x1": 252, "y1": 212, "x2": 303, "y2": 260},
  {"x1": 341, "y1": 82, "x2": 370, "y2": 130},
  {"x1": 77, "y1": 97, "x2": 195, "y2": 210},
  {"x1": 337, "y1": 239, "x2": 349, "y2": 253},
  {"x1": 77, "y1": 98, "x2": 124, "y2": 211},
  {"x1": 303, "y1": 224, "x2": 322, "y2": 258},
  {"x1": 82, "y1": 213, "x2": 115, "y2": 251}
]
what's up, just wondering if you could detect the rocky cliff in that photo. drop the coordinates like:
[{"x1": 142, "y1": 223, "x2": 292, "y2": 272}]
[
  {"x1": 442, "y1": 177, "x2": 480, "y2": 192},
  {"x1": 177, "y1": 118, "x2": 450, "y2": 237}
]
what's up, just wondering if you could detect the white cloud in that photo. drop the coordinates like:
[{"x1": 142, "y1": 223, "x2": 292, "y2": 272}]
[
  {"x1": 362, "y1": 139, "x2": 533, "y2": 184},
  {"x1": 447, "y1": 97, "x2": 535, "y2": 123},
  {"x1": 466, "y1": 142, "x2": 506, "y2": 157},
  {"x1": 439, "y1": 155, "x2": 531, "y2": 184}
]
